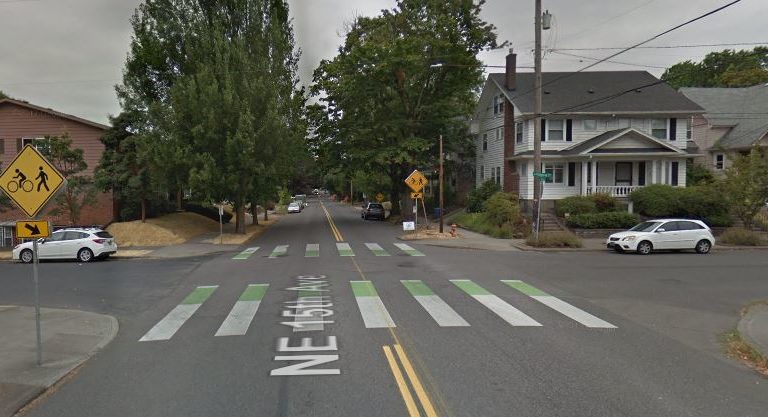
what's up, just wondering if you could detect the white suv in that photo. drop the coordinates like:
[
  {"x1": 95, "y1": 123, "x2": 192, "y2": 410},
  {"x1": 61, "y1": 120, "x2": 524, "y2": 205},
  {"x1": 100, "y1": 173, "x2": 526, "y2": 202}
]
[
  {"x1": 13, "y1": 228, "x2": 118, "y2": 263},
  {"x1": 607, "y1": 219, "x2": 715, "y2": 255}
]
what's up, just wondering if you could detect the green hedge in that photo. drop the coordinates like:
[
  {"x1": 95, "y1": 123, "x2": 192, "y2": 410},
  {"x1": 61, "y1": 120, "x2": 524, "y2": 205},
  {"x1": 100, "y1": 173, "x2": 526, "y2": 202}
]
[
  {"x1": 719, "y1": 228, "x2": 766, "y2": 246},
  {"x1": 466, "y1": 180, "x2": 501, "y2": 213},
  {"x1": 630, "y1": 184, "x2": 732, "y2": 227},
  {"x1": 566, "y1": 212, "x2": 640, "y2": 229},
  {"x1": 555, "y1": 193, "x2": 618, "y2": 217},
  {"x1": 526, "y1": 231, "x2": 583, "y2": 248}
]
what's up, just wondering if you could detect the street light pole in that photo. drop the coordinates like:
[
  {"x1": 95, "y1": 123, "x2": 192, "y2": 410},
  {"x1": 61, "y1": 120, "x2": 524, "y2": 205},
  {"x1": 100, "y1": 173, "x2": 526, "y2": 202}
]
[
  {"x1": 439, "y1": 134, "x2": 444, "y2": 233},
  {"x1": 533, "y1": 0, "x2": 544, "y2": 241}
]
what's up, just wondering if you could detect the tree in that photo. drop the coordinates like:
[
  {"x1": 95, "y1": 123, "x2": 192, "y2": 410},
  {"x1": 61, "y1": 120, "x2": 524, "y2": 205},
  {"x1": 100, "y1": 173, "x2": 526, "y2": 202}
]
[
  {"x1": 0, "y1": 90, "x2": 9, "y2": 100},
  {"x1": 662, "y1": 47, "x2": 768, "y2": 88},
  {"x1": 722, "y1": 148, "x2": 768, "y2": 228},
  {"x1": 310, "y1": 0, "x2": 499, "y2": 215},
  {"x1": 39, "y1": 135, "x2": 97, "y2": 225}
]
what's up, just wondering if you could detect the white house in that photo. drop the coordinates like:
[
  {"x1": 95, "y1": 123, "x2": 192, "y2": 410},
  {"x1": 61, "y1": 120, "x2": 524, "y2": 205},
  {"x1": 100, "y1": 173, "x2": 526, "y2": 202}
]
[{"x1": 473, "y1": 50, "x2": 704, "y2": 210}]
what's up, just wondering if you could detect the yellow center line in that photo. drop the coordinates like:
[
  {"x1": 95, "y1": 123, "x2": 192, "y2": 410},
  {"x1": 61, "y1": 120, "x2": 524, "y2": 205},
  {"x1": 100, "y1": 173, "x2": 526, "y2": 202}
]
[
  {"x1": 394, "y1": 344, "x2": 439, "y2": 417},
  {"x1": 383, "y1": 346, "x2": 421, "y2": 417},
  {"x1": 320, "y1": 202, "x2": 343, "y2": 241}
]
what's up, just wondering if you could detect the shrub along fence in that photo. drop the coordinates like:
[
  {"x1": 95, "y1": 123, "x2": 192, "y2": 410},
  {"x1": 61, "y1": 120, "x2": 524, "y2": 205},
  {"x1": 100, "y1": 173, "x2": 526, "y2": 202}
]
[{"x1": 630, "y1": 184, "x2": 732, "y2": 227}]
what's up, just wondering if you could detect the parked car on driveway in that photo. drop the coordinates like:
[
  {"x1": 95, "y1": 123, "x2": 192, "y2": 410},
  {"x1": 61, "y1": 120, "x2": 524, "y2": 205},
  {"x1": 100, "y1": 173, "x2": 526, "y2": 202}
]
[
  {"x1": 607, "y1": 219, "x2": 715, "y2": 255},
  {"x1": 287, "y1": 202, "x2": 302, "y2": 213},
  {"x1": 13, "y1": 228, "x2": 118, "y2": 263},
  {"x1": 361, "y1": 202, "x2": 386, "y2": 220}
]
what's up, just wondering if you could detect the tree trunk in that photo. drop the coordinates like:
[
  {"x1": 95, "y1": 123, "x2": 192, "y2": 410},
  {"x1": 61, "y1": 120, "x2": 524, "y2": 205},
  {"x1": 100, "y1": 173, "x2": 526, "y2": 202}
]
[
  {"x1": 235, "y1": 205, "x2": 246, "y2": 234},
  {"x1": 176, "y1": 188, "x2": 183, "y2": 211},
  {"x1": 141, "y1": 198, "x2": 147, "y2": 223}
]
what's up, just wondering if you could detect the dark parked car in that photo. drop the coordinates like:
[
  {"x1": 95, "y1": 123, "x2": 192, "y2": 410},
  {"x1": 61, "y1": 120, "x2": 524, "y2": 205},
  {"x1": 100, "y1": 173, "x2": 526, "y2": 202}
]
[{"x1": 361, "y1": 202, "x2": 385, "y2": 220}]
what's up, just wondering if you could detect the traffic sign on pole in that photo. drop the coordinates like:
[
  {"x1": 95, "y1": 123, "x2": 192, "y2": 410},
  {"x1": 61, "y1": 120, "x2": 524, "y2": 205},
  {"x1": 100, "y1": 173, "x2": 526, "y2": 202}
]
[
  {"x1": 532, "y1": 171, "x2": 552, "y2": 181},
  {"x1": 410, "y1": 191, "x2": 423, "y2": 199},
  {"x1": 15, "y1": 220, "x2": 51, "y2": 239},
  {"x1": 0, "y1": 145, "x2": 65, "y2": 217},
  {"x1": 405, "y1": 169, "x2": 427, "y2": 193}
]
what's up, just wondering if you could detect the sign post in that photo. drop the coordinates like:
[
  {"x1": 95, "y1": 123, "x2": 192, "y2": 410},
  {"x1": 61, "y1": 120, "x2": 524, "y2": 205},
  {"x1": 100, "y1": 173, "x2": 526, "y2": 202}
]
[
  {"x1": 405, "y1": 170, "x2": 427, "y2": 231},
  {"x1": 217, "y1": 204, "x2": 224, "y2": 244},
  {"x1": 0, "y1": 145, "x2": 66, "y2": 366}
]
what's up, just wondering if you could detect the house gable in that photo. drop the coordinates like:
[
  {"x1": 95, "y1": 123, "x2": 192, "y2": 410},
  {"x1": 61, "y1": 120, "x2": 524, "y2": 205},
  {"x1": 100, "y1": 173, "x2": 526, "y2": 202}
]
[{"x1": 564, "y1": 128, "x2": 685, "y2": 156}]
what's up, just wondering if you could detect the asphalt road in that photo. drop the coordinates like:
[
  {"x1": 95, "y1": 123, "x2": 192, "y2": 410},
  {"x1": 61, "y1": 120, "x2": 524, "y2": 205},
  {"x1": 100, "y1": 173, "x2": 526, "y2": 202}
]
[{"x1": 3, "y1": 197, "x2": 768, "y2": 417}]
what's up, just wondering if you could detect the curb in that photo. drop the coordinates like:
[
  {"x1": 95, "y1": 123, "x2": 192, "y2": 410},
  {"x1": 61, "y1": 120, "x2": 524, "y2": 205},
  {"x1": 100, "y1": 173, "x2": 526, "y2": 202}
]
[{"x1": 737, "y1": 302, "x2": 768, "y2": 359}]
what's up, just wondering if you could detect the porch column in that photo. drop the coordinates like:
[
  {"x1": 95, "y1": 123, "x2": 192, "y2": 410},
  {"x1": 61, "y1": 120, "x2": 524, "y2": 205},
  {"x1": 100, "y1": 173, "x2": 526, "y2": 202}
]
[
  {"x1": 590, "y1": 161, "x2": 597, "y2": 192},
  {"x1": 651, "y1": 160, "x2": 658, "y2": 184},
  {"x1": 631, "y1": 162, "x2": 639, "y2": 186},
  {"x1": 581, "y1": 162, "x2": 588, "y2": 195}
]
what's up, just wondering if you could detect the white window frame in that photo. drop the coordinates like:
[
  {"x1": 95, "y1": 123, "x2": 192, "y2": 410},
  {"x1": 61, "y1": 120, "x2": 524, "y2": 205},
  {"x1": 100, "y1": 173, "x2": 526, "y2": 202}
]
[
  {"x1": 480, "y1": 165, "x2": 485, "y2": 180},
  {"x1": 520, "y1": 161, "x2": 528, "y2": 176},
  {"x1": 496, "y1": 127, "x2": 503, "y2": 141},
  {"x1": 651, "y1": 118, "x2": 668, "y2": 140},
  {"x1": 547, "y1": 120, "x2": 564, "y2": 141},
  {"x1": 482, "y1": 133, "x2": 487, "y2": 152},
  {"x1": 714, "y1": 153, "x2": 725, "y2": 170},
  {"x1": 543, "y1": 163, "x2": 565, "y2": 184},
  {"x1": 493, "y1": 95, "x2": 504, "y2": 115},
  {"x1": 515, "y1": 122, "x2": 523, "y2": 143},
  {"x1": 22, "y1": 137, "x2": 48, "y2": 153},
  {"x1": 583, "y1": 119, "x2": 596, "y2": 131}
]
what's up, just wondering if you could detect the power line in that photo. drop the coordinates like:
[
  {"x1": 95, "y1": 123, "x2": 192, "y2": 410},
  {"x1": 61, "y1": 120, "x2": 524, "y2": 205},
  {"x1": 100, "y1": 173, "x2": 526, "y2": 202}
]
[
  {"x1": 512, "y1": 0, "x2": 745, "y2": 102},
  {"x1": 550, "y1": 42, "x2": 768, "y2": 52},
  {"x1": 549, "y1": 51, "x2": 668, "y2": 70}
]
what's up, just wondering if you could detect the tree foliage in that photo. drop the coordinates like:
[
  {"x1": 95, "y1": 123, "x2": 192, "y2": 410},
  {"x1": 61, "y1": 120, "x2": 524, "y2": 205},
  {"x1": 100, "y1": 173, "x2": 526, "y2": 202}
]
[
  {"x1": 39, "y1": 135, "x2": 97, "y2": 225},
  {"x1": 662, "y1": 47, "x2": 768, "y2": 88},
  {"x1": 309, "y1": 0, "x2": 499, "y2": 214},
  {"x1": 722, "y1": 148, "x2": 768, "y2": 228}
]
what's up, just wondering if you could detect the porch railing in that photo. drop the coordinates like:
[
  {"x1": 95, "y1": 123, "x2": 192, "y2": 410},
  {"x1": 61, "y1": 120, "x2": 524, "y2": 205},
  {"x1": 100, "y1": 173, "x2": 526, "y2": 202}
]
[{"x1": 586, "y1": 185, "x2": 642, "y2": 198}]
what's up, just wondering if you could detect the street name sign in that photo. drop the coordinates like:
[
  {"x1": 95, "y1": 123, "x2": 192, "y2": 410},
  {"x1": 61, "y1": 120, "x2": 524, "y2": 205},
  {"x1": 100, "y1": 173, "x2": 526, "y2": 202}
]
[
  {"x1": 532, "y1": 171, "x2": 553, "y2": 181},
  {"x1": 0, "y1": 145, "x2": 65, "y2": 217},
  {"x1": 16, "y1": 220, "x2": 51, "y2": 239},
  {"x1": 404, "y1": 169, "x2": 427, "y2": 193}
]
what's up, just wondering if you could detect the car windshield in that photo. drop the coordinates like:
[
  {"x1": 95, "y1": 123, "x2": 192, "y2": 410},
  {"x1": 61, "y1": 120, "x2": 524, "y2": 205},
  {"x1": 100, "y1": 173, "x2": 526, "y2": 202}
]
[
  {"x1": 629, "y1": 221, "x2": 661, "y2": 232},
  {"x1": 95, "y1": 231, "x2": 113, "y2": 238},
  {"x1": 369, "y1": 204, "x2": 383, "y2": 209}
]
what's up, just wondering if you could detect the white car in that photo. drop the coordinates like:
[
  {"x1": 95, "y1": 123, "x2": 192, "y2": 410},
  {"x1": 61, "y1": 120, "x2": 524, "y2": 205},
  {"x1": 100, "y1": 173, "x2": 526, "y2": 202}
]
[
  {"x1": 607, "y1": 219, "x2": 715, "y2": 255},
  {"x1": 287, "y1": 202, "x2": 302, "y2": 213},
  {"x1": 13, "y1": 228, "x2": 118, "y2": 263}
]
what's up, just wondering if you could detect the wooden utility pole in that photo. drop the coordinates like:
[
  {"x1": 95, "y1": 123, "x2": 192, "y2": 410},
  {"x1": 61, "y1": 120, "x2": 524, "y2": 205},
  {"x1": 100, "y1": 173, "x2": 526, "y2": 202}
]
[
  {"x1": 533, "y1": 0, "x2": 543, "y2": 241},
  {"x1": 439, "y1": 134, "x2": 444, "y2": 233}
]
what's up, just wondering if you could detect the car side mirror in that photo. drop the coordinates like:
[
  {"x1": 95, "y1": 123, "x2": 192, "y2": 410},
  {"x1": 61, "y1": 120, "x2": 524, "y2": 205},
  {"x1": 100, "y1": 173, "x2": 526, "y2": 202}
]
[
  {"x1": 655, "y1": 228, "x2": 665, "y2": 233},
  {"x1": 37, "y1": 238, "x2": 46, "y2": 244}
]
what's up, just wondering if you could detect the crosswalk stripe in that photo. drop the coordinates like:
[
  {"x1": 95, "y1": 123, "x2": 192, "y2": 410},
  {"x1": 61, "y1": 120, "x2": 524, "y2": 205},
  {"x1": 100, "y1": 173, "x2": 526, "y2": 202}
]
[
  {"x1": 502, "y1": 280, "x2": 617, "y2": 328},
  {"x1": 350, "y1": 281, "x2": 396, "y2": 328},
  {"x1": 233, "y1": 247, "x2": 259, "y2": 260},
  {"x1": 394, "y1": 243, "x2": 425, "y2": 257},
  {"x1": 450, "y1": 280, "x2": 541, "y2": 327},
  {"x1": 365, "y1": 243, "x2": 390, "y2": 256},
  {"x1": 140, "y1": 286, "x2": 218, "y2": 341},
  {"x1": 305, "y1": 243, "x2": 320, "y2": 258},
  {"x1": 337, "y1": 242, "x2": 354, "y2": 257},
  {"x1": 269, "y1": 245, "x2": 289, "y2": 258},
  {"x1": 215, "y1": 284, "x2": 269, "y2": 336},
  {"x1": 401, "y1": 280, "x2": 469, "y2": 327}
]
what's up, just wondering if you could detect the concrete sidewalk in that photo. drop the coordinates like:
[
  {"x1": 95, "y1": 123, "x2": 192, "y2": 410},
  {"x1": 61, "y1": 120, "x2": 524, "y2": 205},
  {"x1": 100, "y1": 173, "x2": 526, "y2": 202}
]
[
  {"x1": 402, "y1": 227, "x2": 521, "y2": 252},
  {"x1": 0, "y1": 306, "x2": 118, "y2": 417}
]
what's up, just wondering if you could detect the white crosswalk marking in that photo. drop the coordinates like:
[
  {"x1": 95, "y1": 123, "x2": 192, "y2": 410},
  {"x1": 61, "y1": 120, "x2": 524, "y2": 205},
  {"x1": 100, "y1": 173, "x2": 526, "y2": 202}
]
[
  {"x1": 351, "y1": 281, "x2": 395, "y2": 328},
  {"x1": 365, "y1": 243, "x2": 390, "y2": 256},
  {"x1": 215, "y1": 284, "x2": 269, "y2": 337},
  {"x1": 269, "y1": 245, "x2": 289, "y2": 258},
  {"x1": 140, "y1": 286, "x2": 218, "y2": 342},
  {"x1": 393, "y1": 243, "x2": 425, "y2": 256},
  {"x1": 451, "y1": 280, "x2": 541, "y2": 327},
  {"x1": 401, "y1": 280, "x2": 469, "y2": 327}
]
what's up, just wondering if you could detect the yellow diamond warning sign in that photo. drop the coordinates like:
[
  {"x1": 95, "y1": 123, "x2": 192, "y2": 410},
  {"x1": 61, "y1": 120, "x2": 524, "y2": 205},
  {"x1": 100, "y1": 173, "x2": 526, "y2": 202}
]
[
  {"x1": 0, "y1": 145, "x2": 65, "y2": 217},
  {"x1": 405, "y1": 169, "x2": 427, "y2": 193}
]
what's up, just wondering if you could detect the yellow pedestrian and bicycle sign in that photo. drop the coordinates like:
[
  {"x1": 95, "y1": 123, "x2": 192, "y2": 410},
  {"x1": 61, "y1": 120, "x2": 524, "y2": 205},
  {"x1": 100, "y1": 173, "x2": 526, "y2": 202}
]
[
  {"x1": 0, "y1": 145, "x2": 65, "y2": 217},
  {"x1": 404, "y1": 169, "x2": 427, "y2": 193}
]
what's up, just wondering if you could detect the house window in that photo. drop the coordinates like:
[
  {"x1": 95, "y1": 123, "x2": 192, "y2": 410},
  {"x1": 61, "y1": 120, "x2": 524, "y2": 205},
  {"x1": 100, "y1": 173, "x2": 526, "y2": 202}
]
[
  {"x1": 617, "y1": 118, "x2": 630, "y2": 128},
  {"x1": 583, "y1": 119, "x2": 596, "y2": 131},
  {"x1": 0, "y1": 138, "x2": 4, "y2": 154},
  {"x1": 715, "y1": 154, "x2": 724, "y2": 170},
  {"x1": 671, "y1": 161, "x2": 679, "y2": 186},
  {"x1": 520, "y1": 162, "x2": 527, "y2": 176},
  {"x1": 638, "y1": 161, "x2": 646, "y2": 186},
  {"x1": 615, "y1": 162, "x2": 632, "y2": 186},
  {"x1": 686, "y1": 118, "x2": 692, "y2": 140},
  {"x1": 651, "y1": 119, "x2": 668, "y2": 140},
  {"x1": 493, "y1": 95, "x2": 504, "y2": 115},
  {"x1": 496, "y1": 127, "x2": 503, "y2": 141},
  {"x1": 515, "y1": 122, "x2": 523, "y2": 143},
  {"x1": 544, "y1": 163, "x2": 564, "y2": 184},
  {"x1": 567, "y1": 162, "x2": 576, "y2": 187},
  {"x1": 495, "y1": 167, "x2": 502, "y2": 185},
  {"x1": 547, "y1": 120, "x2": 564, "y2": 141},
  {"x1": 22, "y1": 137, "x2": 49, "y2": 154},
  {"x1": 480, "y1": 165, "x2": 484, "y2": 180},
  {"x1": 482, "y1": 134, "x2": 487, "y2": 151}
]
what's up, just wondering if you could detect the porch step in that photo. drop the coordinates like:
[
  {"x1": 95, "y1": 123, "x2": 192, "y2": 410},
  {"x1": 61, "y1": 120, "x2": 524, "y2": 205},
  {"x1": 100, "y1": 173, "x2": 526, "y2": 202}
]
[{"x1": 538, "y1": 213, "x2": 566, "y2": 232}]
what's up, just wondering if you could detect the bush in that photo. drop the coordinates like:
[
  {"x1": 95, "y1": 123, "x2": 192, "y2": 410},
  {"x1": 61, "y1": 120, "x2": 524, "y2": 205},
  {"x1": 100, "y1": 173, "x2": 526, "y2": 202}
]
[
  {"x1": 526, "y1": 231, "x2": 583, "y2": 248},
  {"x1": 451, "y1": 211, "x2": 528, "y2": 239},
  {"x1": 466, "y1": 180, "x2": 501, "y2": 213},
  {"x1": 566, "y1": 212, "x2": 640, "y2": 229},
  {"x1": 591, "y1": 193, "x2": 620, "y2": 212},
  {"x1": 483, "y1": 192, "x2": 520, "y2": 227},
  {"x1": 719, "y1": 228, "x2": 766, "y2": 246},
  {"x1": 555, "y1": 196, "x2": 596, "y2": 217},
  {"x1": 184, "y1": 202, "x2": 234, "y2": 223},
  {"x1": 630, "y1": 184, "x2": 679, "y2": 217}
]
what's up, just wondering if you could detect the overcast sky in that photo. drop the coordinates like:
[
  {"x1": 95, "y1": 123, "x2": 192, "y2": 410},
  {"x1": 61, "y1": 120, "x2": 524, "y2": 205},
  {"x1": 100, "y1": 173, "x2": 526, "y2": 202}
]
[{"x1": 0, "y1": 0, "x2": 765, "y2": 125}]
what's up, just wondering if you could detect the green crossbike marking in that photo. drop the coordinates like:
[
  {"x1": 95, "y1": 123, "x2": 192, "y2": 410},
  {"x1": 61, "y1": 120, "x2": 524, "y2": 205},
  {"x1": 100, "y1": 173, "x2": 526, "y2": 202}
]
[
  {"x1": 337, "y1": 243, "x2": 354, "y2": 257},
  {"x1": 305, "y1": 244, "x2": 319, "y2": 258},
  {"x1": 350, "y1": 281, "x2": 378, "y2": 297},
  {"x1": 239, "y1": 284, "x2": 269, "y2": 301},
  {"x1": 232, "y1": 247, "x2": 259, "y2": 260},
  {"x1": 269, "y1": 245, "x2": 288, "y2": 258},
  {"x1": 501, "y1": 280, "x2": 550, "y2": 297},
  {"x1": 401, "y1": 280, "x2": 435, "y2": 296},
  {"x1": 394, "y1": 243, "x2": 425, "y2": 256},
  {"x1": 365, "y1": 243, "x2": 390, "y2": 256},
  {"x1": 181, "y1": 286, "x2": 218, "y2": 305},
  {"x1": 450, "y1": 280, "x2": 491, "y2": 296}
]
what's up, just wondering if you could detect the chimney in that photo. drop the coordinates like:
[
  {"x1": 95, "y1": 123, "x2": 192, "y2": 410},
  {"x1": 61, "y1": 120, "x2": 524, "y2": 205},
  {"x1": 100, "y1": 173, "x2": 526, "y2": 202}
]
[{"x1": 506, "y1": 48, "x2": 517, "y2": 90}]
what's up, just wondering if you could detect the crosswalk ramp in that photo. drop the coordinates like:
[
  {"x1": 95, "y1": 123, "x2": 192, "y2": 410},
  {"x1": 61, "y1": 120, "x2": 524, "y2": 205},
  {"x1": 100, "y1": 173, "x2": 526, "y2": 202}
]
[
  {"x1": 231, "y1": 242, "x2": 425, "y2": 260},
  {"x1": 139, "y1": 280, "x2": 616, "y2": 342}
]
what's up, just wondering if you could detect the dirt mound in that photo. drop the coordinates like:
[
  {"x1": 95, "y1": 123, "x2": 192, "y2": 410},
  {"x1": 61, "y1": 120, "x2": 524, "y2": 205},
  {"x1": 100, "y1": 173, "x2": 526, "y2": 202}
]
[{"x1": 107, "y1": 212, "x2": 219, "y2": 247}]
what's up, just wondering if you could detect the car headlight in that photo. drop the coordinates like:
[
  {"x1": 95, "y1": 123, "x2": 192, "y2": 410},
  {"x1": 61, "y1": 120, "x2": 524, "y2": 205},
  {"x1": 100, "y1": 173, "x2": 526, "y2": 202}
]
[{"x1": 622, "y1": 236, "x2": 636, "y2": 241}]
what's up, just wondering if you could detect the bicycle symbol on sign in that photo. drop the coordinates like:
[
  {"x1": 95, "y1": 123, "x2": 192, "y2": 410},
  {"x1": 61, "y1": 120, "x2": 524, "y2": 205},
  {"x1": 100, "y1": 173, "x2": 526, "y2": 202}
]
[{"x1": 6, "y1": 167, "x2": 48, "y2": 193}]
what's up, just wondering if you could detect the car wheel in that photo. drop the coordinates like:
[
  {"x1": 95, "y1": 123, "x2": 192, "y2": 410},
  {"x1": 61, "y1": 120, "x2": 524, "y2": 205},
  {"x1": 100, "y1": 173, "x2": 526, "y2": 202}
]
[
  {"x1": 20, "y1": 249, "x2": 34, "y2": 264},
  {"x1": 636, "y1": 241, "x2": 653, "y2": 255},
  {"x1": 77, "y1": 248, "x2": 94, "y2": 263},
  {"x1": 695, "y1": 239, "x2": 712, "y2": 254}
]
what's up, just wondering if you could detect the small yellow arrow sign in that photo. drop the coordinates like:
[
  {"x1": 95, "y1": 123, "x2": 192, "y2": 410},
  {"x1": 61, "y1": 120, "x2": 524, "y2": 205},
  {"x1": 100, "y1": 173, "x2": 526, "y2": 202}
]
[
  {"x1": 410, "y1": 191, "x2": 423, "y2": 199},
  {"x1": 0, "y1": 145, "x2": 65, "y2": 218},
  {"x1": 405, "y1": 169, "x2": 427, "y2": 192},
  {"x1": 16, "y1": 220, "x2": 51, "y2": 239}
]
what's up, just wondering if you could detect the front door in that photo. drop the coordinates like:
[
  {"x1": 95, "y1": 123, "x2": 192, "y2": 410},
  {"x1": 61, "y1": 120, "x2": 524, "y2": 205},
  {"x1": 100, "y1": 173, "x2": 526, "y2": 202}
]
[{"x1": 615, "y1": 162, "x2": 632, "y2": 186}]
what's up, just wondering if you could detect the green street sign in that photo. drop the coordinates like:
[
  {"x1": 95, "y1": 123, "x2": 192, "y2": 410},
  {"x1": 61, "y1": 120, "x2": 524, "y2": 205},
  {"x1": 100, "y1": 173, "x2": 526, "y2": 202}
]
[{"x1": 532, "y1": 171, "x2": 553, "y2": 180}]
